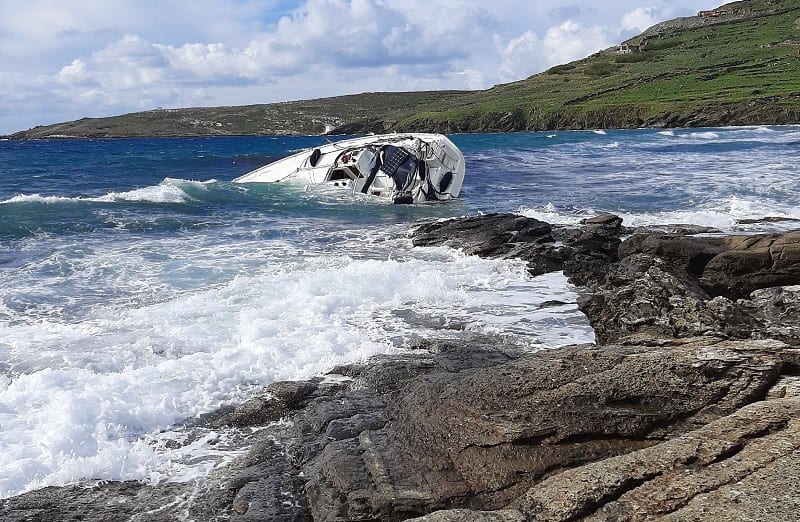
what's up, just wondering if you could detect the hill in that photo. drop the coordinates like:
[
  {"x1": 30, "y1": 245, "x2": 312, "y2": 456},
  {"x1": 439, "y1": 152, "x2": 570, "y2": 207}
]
[
  {"x1": 387, "y1": 0, "x2": 800, "y2": 133},
  {"x1": 8, "y1": 0, "x2": 800, "y2": 139},
  {"x1": 5, "y1": 91, "x2": 468, "y2": 139}
]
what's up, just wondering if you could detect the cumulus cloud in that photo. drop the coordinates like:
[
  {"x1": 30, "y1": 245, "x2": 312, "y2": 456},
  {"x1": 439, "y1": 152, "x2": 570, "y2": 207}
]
[
  {"x1": 55, "y1": 59, "x2": 88, "y2": 84},
  {"x1": 621, "y1": 7, "x2": 663, "y2": 33},
  {"x1": 496, "y1": 31, "x2": 541, "y2": 81},
  {"x1": 543, "y1": 21, "x2": 610, "y2": 65},
  {"x1": 0, "y1": 0, "x2": 700, "y2": 133},
  {"x1": 47, "y1": 0, "x2": 496, "y2": 101},
  {"x1": 496, "y1": 20, "x2": 611, "y2": 81}
]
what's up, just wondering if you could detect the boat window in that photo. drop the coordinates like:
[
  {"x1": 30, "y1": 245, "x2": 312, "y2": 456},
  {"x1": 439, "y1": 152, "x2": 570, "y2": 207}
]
[
  {"x1": 327, "y1": 169, "x2": 352, "y2": 181},
  {"x1": 439, "y1": 171, "x2": 453, "y2": 192}
]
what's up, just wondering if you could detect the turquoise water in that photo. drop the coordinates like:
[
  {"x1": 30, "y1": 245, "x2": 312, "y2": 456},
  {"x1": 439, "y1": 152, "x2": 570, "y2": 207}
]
[{"x1": 1, "y1": 126, "x2": 799, "y2": 497}]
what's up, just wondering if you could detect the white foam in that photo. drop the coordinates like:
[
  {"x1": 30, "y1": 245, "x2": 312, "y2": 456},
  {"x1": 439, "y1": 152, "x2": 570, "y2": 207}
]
[
  {"x1": 0, "y1": 242, "x2": 590, "y2": 498},
  {"x1": 686, "y1": 131, "x2": 720, "y2": 140},
  {"x1": 98, "y1": 178, "x2": 210, "y2": 203},
  {"x1": 617, "y1": 196, "x2": 800, "y2": 232},
  {"x1": 99, "y1": 185, "x2": 190, "y2": 203},
  {"x1": 0, "y1": 178, "x2": 210, "y2": 206},
  {"x1": 517, "y1": 203, "x2": 592, "y2": 226},
  {"x1": 0, "y1": 193, "x2": 74, "y2": 205}
]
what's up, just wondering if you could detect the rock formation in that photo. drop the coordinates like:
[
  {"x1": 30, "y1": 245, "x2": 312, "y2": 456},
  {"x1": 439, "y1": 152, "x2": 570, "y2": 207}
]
[{"x1": 3, "y1": 213, "x2": 800, "y2": 521}]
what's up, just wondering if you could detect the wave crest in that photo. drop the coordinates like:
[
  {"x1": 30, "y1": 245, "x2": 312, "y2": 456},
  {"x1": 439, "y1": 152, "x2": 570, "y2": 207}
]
[{"x1": 1, "y1": 178, "x2": 216, "y2": 206}]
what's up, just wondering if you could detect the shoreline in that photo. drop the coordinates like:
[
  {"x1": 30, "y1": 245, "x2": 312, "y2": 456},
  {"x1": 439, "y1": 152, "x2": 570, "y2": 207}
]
[
  {"x1": 5, "y1": 120, "x2": 800, "y2": 142},
  {"x1": 2, "y1": 212, "x2": 800, "y2": 520}
]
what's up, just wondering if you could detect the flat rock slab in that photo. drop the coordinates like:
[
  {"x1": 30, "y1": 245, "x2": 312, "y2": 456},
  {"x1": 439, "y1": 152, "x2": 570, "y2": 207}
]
[{"x1": 289, "y1": 339, "x2": 796, "y2": 520}]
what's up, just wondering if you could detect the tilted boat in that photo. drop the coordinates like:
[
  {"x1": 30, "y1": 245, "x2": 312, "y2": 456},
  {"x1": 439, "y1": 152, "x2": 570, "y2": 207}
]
[{"x1": 233, "y1": 133, "x2": 465, "y2": 204}]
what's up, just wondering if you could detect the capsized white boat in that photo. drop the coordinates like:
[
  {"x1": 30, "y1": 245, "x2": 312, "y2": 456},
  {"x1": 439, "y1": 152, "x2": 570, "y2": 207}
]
[{"x1": 233, "y1": 133, "x2": 465, "y2": 204}]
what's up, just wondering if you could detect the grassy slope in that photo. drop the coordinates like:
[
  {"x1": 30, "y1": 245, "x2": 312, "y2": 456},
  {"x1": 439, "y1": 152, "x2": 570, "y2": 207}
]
[
  {"x1": 9, "y1": 0, "x2": 800, "y2": 138},
  {"x1": 9, "y1": 91, "x2": 469, "y2": 139},
  {"x1": 394, "y1": 0, "x2": 800, "y2": 132}
]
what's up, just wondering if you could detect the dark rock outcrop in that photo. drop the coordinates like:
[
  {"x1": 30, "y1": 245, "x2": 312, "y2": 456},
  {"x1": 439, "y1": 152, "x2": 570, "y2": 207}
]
[
  {"x1": 0, "y1": 482, "x2": 190, "y2": 522},
  {"x1": 585, "y1": 230, "x2": 800, "y2": 345},
  {"x1": 618, "y1": 231, "x2": 800, "y2": 300},
  {"x1": 412, "y1": 212, "x2": 623, "y2": 282}
]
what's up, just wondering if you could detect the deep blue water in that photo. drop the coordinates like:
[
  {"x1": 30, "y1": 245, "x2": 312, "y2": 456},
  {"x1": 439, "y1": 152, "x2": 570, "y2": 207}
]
[
  {"x1": 2, "y1": 127, "x2": 799, "y2": 243},
  {"x1": 0, "y1": 126, "x2": 799, "y2": 498}
]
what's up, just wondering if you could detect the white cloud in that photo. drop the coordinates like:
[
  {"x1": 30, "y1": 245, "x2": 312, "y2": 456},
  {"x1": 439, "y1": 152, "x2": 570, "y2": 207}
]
[
  {"x1": 158, "y1": 43, "x2": 264, "y2": 80},
  {"x1": 457, "y1": 69, "x2": 487, "y2": 90},
  {"x1": 621, "y1": 7, "x2": 663, "y2": 33},
  {"x1": 496, "y1": 20, "x2": 612, "y2": 82},
  {"x1": 496, "y1": 31, "x2": 542, "y2": 81},
  {"x1": 46, "y1": 0, "x2": 495, "y2": 98},
  {"x1": 543, "y1": 21, "x2": 611, "y2": 65},
  {"x1": 0, "y1": 0, "x2": 700, "y2": 133},
  {"x1": 55, "y1": 59, "x2": 87, "y2": 84}
]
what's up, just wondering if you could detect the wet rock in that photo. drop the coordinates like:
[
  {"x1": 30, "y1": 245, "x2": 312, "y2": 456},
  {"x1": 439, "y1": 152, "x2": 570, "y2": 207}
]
[
  {"x1": 617, "y1": 233, "x2": 728, "y2": 277},
  {"x1": 412, "y1": 212, "x2": 624, "y2": 280},
  {"x1": 211, "y1": 379, "x2": 321, "y2": 428},
  {"x1": 412, "y1": 214, "x2": 568, "y2": 276},
  {"x1": 736, "y1": 216, "x2": 800, "y2": 225},
  {"x1": 559, "y1": 215, "x2": 623, "y2": 286},
  {"x1": 581, "y1": 213, "x2": 623, "y2": 227},
  {"x1": 0, "y1": 482, "x2": 189, "y2": 522},
  {"x1": 701, "y1": 231, "x2": 800, "y2": 299},
  {"x1": 576, "y1": 253, "x2": 761, "y2": 344},
  {"x1": 563, "y1": 228, "x2": 800, "y2": 344},
  {"x1": 226, "y1": 437, "x2": 310, "y2": 521},
  {"x1": 411, "y1": 213, "x2": 554, "y2": 257},
  {"x1": 739, "y1": 285, "x2": 800, "y2": 346}
]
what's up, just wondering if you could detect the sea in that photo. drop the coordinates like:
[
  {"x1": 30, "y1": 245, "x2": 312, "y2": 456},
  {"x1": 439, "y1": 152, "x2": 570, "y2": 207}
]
[{"x1": 1, "y1": 126, "x2": 799, "y2": 499}]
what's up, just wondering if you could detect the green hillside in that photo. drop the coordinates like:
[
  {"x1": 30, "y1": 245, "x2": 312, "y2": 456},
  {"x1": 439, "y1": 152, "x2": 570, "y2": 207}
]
[
  {"x1": 7, "y1": 91, "x2": 468, "y2": 139},
  {"x1": 387, "y1": 0, "x2": 800, "y2": 132},
  {"x1": 8, "y1": 0, "x2": 800, "y2": 138}
]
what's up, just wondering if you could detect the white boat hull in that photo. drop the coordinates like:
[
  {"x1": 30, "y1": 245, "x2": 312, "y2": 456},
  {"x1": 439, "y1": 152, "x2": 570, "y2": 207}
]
[{"x1": 233, "y1": 133, "x2": 465, "y2": 204}]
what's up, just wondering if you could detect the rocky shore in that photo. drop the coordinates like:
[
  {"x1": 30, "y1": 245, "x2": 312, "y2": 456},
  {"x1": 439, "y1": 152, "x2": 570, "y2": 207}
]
[{"x1": 3, "y1": 213, "x2": 800, "y2": 521}]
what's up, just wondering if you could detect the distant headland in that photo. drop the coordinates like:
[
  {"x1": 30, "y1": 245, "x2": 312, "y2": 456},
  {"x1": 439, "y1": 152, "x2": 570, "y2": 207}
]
[{"x1": 6, "y1": 0, "x2": 800, "y2": 139}]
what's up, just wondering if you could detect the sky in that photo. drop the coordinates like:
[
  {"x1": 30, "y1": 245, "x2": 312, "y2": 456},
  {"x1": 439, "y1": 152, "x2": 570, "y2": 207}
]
[{"x1": 0, "y1": 1, "x2": 704, "y2": 134}]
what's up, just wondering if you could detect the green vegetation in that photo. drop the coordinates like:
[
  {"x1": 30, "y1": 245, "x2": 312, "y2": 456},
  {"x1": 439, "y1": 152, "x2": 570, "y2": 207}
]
[
  {"x1": 9, "y1": 0, "x2": 800, "y2": 138},
  {"x1": 393, "y1": 0, "x2": 800, "y2": 133},
  {"x1": 585, "y1": 61, "x2": 621, "y2": 77},
  {"x1": 8, "y1": 91, "x2": 469, "y2": 139}
]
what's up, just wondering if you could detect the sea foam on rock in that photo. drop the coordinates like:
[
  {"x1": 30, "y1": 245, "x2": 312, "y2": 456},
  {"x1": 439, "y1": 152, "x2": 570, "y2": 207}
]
[{"x1": 3, "y1": 213, "x2": 800, "y2": 521}]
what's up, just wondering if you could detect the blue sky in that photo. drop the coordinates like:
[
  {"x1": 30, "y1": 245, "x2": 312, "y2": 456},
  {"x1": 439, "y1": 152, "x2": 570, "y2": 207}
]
[{"x1": 0, "y1": 1, "x2": 705, "y2": 134}]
